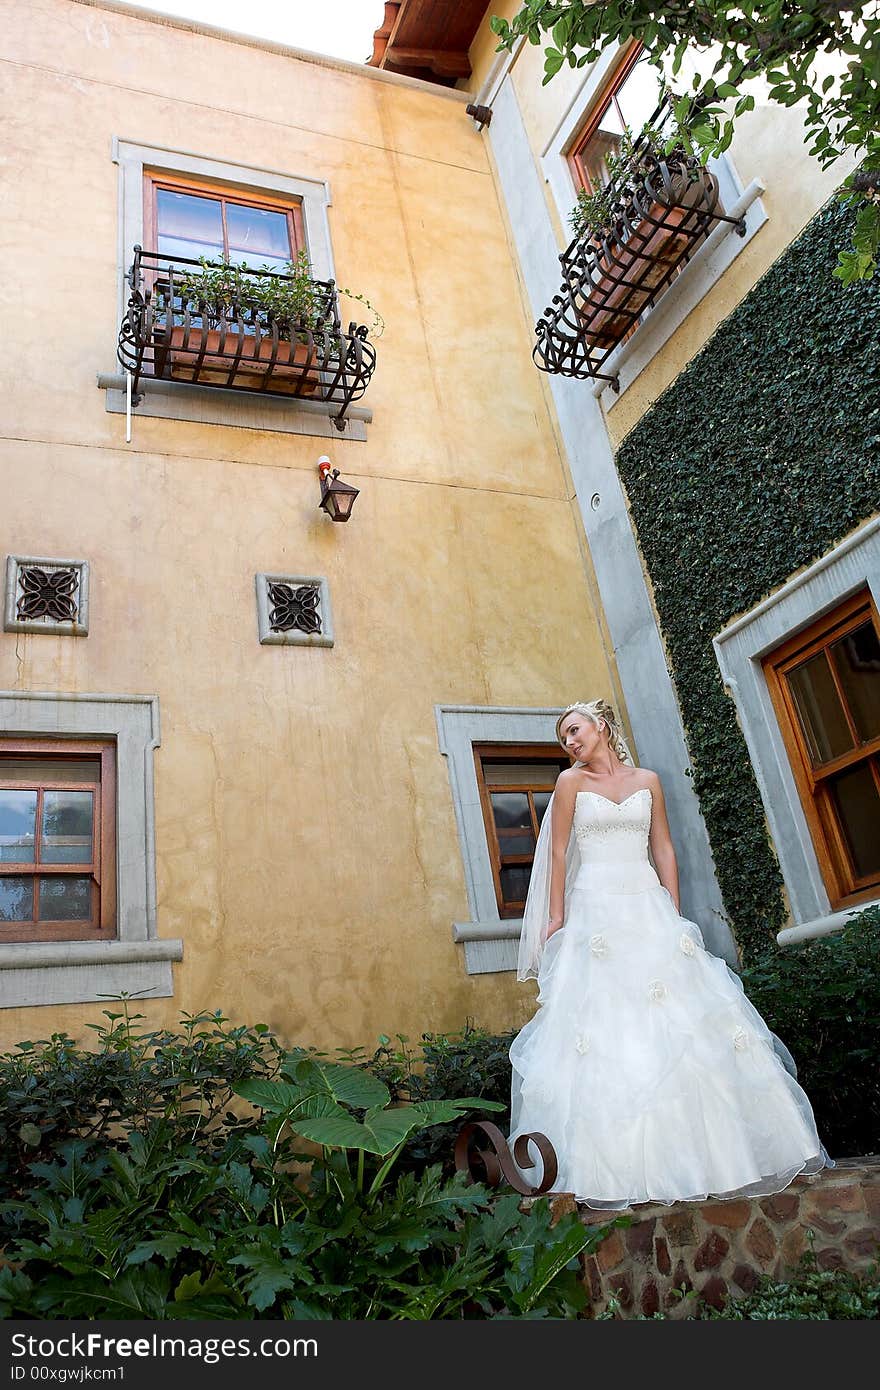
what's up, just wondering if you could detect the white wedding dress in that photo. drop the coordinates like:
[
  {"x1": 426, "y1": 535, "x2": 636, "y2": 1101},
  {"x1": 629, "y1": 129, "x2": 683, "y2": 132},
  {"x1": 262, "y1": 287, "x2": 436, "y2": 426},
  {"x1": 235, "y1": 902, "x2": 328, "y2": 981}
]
[{"x1": 509, "y1": 788, "x2": 833, "y2": 1208}]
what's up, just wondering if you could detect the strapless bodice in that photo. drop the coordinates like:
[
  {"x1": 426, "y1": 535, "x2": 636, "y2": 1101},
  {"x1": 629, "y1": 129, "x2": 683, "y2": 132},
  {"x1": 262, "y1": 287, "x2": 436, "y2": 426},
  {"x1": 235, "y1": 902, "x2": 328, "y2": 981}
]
[{"x1": 573, "y1": 787, "x2": 653, "y2": 868}]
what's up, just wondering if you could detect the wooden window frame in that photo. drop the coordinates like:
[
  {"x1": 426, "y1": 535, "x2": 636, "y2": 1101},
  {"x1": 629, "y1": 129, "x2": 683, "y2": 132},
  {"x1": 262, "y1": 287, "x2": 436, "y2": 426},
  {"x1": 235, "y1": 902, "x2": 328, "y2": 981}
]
[
  {"x1": 568, "y1": 39, "x2": 645, "y2": 194},
  {"x1": 0, "y1": 738, "x2": 117, "y2": 943},
  {"x1": 763, "y1": 589, "x2": 880, "y2": 911},
  {"x1": 144, "y1": 170, "x2": 307, "y2": 267},
  {"x1": 473, "y1": 743, "x2": 570, "y2": 920}
]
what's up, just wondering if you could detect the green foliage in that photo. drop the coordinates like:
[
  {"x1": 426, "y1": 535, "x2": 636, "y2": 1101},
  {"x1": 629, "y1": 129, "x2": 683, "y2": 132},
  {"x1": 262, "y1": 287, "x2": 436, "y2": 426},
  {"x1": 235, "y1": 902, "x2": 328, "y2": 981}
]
[
  {"x1": 163, "y1": 250, "x2": 324, "y2": 332},
  {"x1": 614, "y1": 196, "x2": 880, "y2": 965},
  {"x1": 0, "y1": 1003, "x2": 283, "y2": 1199},
  {"x1": 366, "y1": 1023, "x2": 517, "y2": 1172},
  {"x1": 491, "y1": 2, "x2": 880, "y2": 279},
  {"x1": 234, "y1": 1050, "x2": 505, "y2": 1193},
  {"x1": 0, "y1": 1017, "x2": 613, "y2": 1320},
  {"x1": 704, "y1": 1248, "x2": 880, "y2": 1319},
  {"x1": 156, "y1": 249, "x2": 384, "y2": 338},
  {"x1": 741, "y1": 907, "x2": 880, "y2": 1156}
]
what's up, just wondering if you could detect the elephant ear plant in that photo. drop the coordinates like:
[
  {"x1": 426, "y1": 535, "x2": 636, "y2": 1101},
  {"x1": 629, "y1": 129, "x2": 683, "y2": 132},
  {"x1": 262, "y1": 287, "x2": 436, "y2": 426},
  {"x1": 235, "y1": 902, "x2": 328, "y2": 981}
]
[{"x1": 236, "y1": 1051, "x2": 505, "y2": 1197}]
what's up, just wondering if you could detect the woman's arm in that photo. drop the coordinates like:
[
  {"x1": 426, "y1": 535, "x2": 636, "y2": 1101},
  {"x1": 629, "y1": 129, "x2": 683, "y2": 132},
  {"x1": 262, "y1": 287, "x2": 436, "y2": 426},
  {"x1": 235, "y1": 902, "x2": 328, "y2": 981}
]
[
  {"x1": 646, "y1": 772, "x2": 680, "y2": 912},
  {"x1": 547, "y1": 774, "x2": 577, "y2": 937}
]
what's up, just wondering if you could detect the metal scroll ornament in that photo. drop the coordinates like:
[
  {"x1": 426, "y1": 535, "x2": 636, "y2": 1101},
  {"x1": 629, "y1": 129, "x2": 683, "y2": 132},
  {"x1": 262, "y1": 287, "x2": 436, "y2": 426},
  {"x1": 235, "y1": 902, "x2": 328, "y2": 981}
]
[
  {"x1": 16, "y1": 567, "x2": 78, "y2": 622},
  {"x1": 268, "y1": 582, "x2": 322, "y2": 635},
  {"x1": 454, "y1": 1120, "x2": 558, "y2": 1196}
]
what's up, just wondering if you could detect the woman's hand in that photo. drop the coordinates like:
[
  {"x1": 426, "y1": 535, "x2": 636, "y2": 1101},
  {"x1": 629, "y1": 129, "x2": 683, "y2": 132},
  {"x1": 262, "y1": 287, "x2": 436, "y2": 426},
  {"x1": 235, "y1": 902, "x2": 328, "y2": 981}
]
[{"x1": 546, "y1": 916, "x2": 564, "y2": 939}]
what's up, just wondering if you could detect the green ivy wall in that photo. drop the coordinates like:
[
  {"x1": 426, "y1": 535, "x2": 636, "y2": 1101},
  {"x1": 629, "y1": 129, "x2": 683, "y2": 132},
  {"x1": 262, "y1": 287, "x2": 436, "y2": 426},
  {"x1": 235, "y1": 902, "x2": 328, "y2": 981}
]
[{"x1": 615, "y1": 199, "x2": 880, "y2": 965}]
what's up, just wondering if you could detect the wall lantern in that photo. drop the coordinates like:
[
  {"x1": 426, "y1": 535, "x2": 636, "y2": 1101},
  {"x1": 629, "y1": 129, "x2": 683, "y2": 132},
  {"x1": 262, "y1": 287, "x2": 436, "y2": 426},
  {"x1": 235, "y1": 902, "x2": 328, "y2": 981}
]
[{"x1": 317, "y1": 456, "x2": 360, "y2": 523}]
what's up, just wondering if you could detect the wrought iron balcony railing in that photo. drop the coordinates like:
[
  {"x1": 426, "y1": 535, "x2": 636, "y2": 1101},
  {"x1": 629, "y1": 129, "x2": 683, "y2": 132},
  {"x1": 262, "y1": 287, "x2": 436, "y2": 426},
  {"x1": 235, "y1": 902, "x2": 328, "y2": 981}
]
[
  {"x1": 117, "y1": 247, "x2": 377, "y2": 430},
  {"x1": 534, "y1": 95, "x2": 747, "y2": 389}
]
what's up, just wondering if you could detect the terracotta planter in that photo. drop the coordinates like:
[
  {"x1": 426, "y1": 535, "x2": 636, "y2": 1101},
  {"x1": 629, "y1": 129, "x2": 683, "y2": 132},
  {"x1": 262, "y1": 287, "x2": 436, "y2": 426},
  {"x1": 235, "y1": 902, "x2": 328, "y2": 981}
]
[
  {"x1": 585, "y1": 172, "x2": 718, "y2": 349},
  {"x1": 164, "y1": 325, "x2": 321, "y2": 395}
]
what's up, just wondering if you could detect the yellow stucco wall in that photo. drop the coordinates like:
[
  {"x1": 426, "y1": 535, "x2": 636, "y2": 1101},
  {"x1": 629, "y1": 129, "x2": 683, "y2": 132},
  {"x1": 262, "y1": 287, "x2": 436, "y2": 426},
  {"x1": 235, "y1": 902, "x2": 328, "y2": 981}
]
[
  {"x1": 0, "y1": 0, "x2": 620, "y2": 1052},
  {"x1": 467, "y1": 5, "x2": 857, "y2": 448}
]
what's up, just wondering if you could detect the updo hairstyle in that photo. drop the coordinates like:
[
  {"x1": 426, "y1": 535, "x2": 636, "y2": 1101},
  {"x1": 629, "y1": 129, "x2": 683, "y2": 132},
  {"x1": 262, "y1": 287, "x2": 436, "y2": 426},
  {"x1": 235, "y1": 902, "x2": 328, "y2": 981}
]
[{"x1": 555, "y1": 699, "x2": 634, "y2": 766}]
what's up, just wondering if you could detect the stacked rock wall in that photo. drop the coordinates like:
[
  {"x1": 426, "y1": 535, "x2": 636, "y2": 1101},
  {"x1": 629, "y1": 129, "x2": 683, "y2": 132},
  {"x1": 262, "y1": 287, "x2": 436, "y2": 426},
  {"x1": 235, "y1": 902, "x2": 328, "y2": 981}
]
[{"x1": 551, "y1": 1160, "x2": 880, "y2": 1317}]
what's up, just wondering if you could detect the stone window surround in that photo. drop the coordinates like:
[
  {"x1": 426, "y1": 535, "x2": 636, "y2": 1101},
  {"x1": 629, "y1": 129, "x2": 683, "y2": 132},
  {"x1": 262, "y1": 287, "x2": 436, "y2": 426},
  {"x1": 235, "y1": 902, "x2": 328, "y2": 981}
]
[
  {"x1": 105, "y1": 137, "x2": 368, "y2": 442},
  {"x1": 435, "y1": 704, "x2": 569, "y2": 976},
  {"x1": 713, "y1": 518, "x2": 880, "y2": 946},
  {"x1": 4, "y1": 556, "x2": 90, "y2": 637},
  {"x1": 255, "y1": 572, "x2": 334, "y2": 647},
  {"x1": 537, "y1": 46, "x2": 768, "y2": 409},
  {"x1": 0, "y1": 690, "x2": 182, "y2": 1009}
]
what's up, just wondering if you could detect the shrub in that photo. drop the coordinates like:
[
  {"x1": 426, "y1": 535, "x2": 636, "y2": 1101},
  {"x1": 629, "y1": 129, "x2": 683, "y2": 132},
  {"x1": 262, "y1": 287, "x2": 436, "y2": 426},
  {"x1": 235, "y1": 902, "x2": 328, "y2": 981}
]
[
  {"x1": 706, "y1": 1247, "x2": 880, "y2": 1320},
  {"x1": 0, "y1": 1048, "x2": 614, "y2": 1320},
  {"x1": 741, "y1": 907, "x2": 880, "y2": 1157},
  {"x1": 0, "y1": 1002, "x2": 284, "y2": 1200}
]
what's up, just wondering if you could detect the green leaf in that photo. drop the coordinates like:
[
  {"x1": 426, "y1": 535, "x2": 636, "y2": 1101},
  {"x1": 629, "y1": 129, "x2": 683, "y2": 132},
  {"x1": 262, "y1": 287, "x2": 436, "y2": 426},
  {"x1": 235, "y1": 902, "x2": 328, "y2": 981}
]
[
  {"x1": 128, "y1": 1233, "x2": 191, "y2": 1265},
  {"x1": 518, "y1": 1219, "x2": 593, "y2": 1312},
  {"x1": 284, "y1": 1057, "x2": 391, "y2": 1111},
  {"x1": 228, "y1": 1249, "x2": 306, "y2": 1313},
  {"x1": 18, "y1": 1122, "x2": 42, "y2": 1148},
  {"x1": 409, "y1": 1097, "x2": 505, "y2": 1125},
  {"x1": 173, "y1": 1270, "x2": 233, "y2": 1304},
  {"x1": 294, "y1": 1107, "x2": 417, "y2": 1156}
]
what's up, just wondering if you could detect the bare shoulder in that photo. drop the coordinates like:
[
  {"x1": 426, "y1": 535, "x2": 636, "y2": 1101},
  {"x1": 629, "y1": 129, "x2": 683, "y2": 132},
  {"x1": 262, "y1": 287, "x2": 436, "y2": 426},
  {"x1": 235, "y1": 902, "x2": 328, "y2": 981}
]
[
  {"x1": 639, "y1": 768, "x2": 663, "y2": 789},
  {"x1": 554, "y1": 766, "x2": 579, "y2": 799},
  {"x1": 640, "y1": 769, "x2": 668, "y2": 802},
  {"x1": 556, "y1": 765, "x2": 580, "y2": 786}
]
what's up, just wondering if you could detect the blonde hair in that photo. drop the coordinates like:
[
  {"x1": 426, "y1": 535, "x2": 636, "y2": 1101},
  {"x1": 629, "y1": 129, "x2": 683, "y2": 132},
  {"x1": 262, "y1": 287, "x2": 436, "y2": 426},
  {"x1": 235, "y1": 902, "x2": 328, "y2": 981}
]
[{"x1": 555, "y1": 700, "x2": 634, "y2": 766}]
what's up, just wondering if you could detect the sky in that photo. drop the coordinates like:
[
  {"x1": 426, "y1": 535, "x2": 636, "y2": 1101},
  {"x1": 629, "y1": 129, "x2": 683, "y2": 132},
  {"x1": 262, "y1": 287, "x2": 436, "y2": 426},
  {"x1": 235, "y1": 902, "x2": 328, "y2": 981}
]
[{"x1": 114, "y1": 1, "x2": 386, "y2": 64}]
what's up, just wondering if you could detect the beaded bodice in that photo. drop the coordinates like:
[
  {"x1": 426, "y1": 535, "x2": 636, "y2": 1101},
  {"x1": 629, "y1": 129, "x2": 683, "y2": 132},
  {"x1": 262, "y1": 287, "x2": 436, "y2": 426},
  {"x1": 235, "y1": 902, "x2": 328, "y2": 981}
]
[{"x1": 573, "y1": 788, "x2": 653, "y2": 866}]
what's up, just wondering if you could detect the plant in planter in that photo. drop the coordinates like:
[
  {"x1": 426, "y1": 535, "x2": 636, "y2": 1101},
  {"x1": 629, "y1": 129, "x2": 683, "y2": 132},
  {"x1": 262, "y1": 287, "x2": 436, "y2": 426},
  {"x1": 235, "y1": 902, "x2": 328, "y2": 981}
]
[
  {"x1": 568, "y1": 120, "x2": 700, "y2": 241},
  {"x1": 565, "y1": 115, "x2": 719, "y2": 352},
  {"x1": 151, "y1": 249, "x2": 382, "y2": 394}
]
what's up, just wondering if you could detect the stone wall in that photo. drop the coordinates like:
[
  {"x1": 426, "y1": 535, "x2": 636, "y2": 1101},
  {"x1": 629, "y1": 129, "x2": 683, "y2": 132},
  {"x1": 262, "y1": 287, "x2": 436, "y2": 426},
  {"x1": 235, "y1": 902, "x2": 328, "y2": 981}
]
[{"x1": 554, "y1": 1160, "x2": 880, "y2": 1318}]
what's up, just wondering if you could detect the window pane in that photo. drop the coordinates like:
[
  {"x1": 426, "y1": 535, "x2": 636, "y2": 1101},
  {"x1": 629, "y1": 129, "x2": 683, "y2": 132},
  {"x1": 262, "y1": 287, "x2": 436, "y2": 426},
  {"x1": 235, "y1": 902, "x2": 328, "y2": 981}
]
[
  {"x1": 500, "y1": 864, "x2": 532, "y2": 906},
  {"x1": 615, "y1": 58, "x2": 664, "y2": 134},
  {"x1": 0, "y1": 758, "x2": 99, "y2": 783},
  {"x1": 534, "y1": 790, "x2": 552, "y2": 825},
  {"x1": 0, "y1": 876, "x2": 34, "y2": 922},
  {"x1": 786, "y1": 653, "x2": 854, "y2": 764},
  {"x1": 38, "y1": 877, "x2": 92, "y2": 922},
  {"x1": 828, "y1": 762, "x2": 880, "y2": 879},
  {"x1": 830, "y1": 621, "x2": 880, "y2": 745},
  {"x1": 156, "y1": 189, "x2": 224, "y2": 262},
  {"x1": 581, "y1": 119, "x2": 625, "y2": 190},
  {"x1": 226, "y1": 203, "x2": 292, "y2": 271},
  {"x1": 41, "y1": 791, "x2": 93, "y2": 864},
  {"x1": 491, "y1": 793, "x2": 536, "y2": 853},
  {"x1": 483, "y1": 763, "x2": 560, "y2": 786},
  {"x1": 0, "y1": 790, "x2": 37, "y2": 863}
]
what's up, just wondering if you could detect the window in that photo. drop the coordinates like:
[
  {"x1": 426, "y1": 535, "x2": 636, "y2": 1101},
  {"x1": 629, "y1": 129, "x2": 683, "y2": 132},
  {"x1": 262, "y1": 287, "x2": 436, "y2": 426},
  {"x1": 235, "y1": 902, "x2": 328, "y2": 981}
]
[
  {"x1": 0, "y1": 739, "x2": 117, "y2": 942},
  {"x1": 474, "y1": 745, "x2": 569, "y2": 919},
  {"x1": 436, "y1": 704, "x2": 575, "y2": 974},
  {"x1": 145, "y1": 173, "x2": 306, "y2": 273},
  {"x1": 538, "y1": 45, "x2": 766, "y2": 401},
  {"x1": 108, "y1": 139, "x2": 369, "y2": 440},
  {"x1": 568, "y1": 43, "x2": 663, "y2": 194},
  {"x1": 0, "y1": 691, "x2": 181, "y2": 1009},
  {"x1": 763, "y1": 590, "x2": 880, "y2": 910}
]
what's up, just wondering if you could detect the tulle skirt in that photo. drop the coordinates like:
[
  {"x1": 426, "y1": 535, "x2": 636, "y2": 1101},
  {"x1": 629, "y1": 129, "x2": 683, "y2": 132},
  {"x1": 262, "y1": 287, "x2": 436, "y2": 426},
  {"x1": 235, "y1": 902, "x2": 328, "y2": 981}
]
[{"x1": 509, "y1": 860, "x2": 833, "y2": 1209}]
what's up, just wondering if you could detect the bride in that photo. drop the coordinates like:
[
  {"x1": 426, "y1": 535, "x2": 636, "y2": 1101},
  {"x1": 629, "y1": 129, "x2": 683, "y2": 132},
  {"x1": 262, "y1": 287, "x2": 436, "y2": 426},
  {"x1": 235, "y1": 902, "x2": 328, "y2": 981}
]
[{"x1": 508, "y1": 699, "x2": 833, "y2": 1209}]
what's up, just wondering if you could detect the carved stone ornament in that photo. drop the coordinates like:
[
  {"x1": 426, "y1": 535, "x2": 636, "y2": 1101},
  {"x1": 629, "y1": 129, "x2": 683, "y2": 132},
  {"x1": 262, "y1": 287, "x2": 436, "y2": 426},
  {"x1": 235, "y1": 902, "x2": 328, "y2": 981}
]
[
  {"x1": 4, "y1": 556, "x2": 89, "y2": 636},
  {"x1": 255, "y1": 572, "x2": 334, "y2": 648}
]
